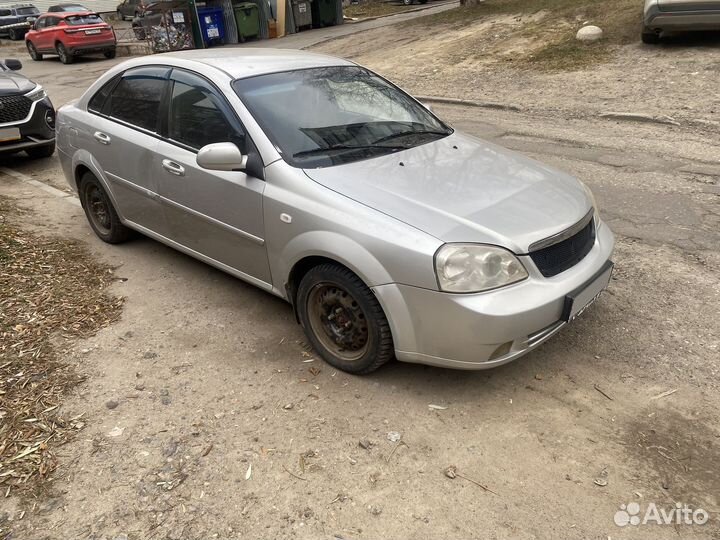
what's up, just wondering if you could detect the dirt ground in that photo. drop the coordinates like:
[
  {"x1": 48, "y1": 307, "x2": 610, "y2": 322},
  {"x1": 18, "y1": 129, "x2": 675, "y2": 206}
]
[{"x1": 1, "y1": 7, "x2": 719, "y2": 540}]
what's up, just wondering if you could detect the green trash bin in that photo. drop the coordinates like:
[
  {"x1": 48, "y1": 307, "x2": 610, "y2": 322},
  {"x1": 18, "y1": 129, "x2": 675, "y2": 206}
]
[
  {"x1": 311, "y1": 0, "x2": 335, "y2": 28},
  {"x1": 233, "y1": 1, "x2": 260, "y2": 42}
]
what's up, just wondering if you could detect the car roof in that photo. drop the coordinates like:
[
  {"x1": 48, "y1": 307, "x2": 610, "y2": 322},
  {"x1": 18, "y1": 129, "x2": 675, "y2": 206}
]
[
  {"x1": 0, "y1": 3, "x2": 36, "y2": 7},
  {"x1": 149, "y1": 48, "x2": 355, "y2": 79}
]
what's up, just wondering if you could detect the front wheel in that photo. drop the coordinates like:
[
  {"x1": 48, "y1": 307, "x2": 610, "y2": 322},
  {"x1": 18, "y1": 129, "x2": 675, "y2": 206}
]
[
  {"x1": 297, "y1": 264, "x2": 394, "y2": 374},
  {"x1": 27, "y1": 41, "x2": 43, "y2": 61},
  {"x1": 79, "y1": 173, "x2": 132, "y2": 244},
  {"x1": 56, "y1": 42, "x2": 73, "y2": 64}
]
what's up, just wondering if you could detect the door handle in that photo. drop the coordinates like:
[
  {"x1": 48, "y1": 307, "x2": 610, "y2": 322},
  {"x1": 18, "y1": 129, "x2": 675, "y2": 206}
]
[
  {"x1": 162, "y1": 159, "x2": 185, "y2": 176},
  {"x1": 93, "y1": 131, "x2": 111, "y2": 145}
]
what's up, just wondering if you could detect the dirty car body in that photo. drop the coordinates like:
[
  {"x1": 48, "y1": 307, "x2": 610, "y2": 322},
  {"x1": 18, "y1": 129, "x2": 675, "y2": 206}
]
[
  {"x1": 643, "y1": 0, "x2": 720, "y2": 42},
  {"x1": 55, "y1": 49, "x2": 614, "y2": 373}
]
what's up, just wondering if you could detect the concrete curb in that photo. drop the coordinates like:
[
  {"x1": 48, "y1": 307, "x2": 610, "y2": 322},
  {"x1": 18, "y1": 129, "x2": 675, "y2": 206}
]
[
  {"x1": 599, "y1": 112, "x2": 680, "y2": 127},
  {"x1": 345, "y1": 0, "x2": 459, "y2": 24},
  {"x1": 116, "y1": 41, "x2": 151, "y2": 57},
  {"x1": 415, "y1": 95, "x2": 522, "y2": 112}
]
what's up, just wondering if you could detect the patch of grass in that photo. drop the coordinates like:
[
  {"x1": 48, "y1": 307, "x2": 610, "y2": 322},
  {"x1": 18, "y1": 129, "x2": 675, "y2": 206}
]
[
  {"x1": 0, "y1": 197, "x2": 123, "y2": 498},
  {"x1": 404, "y1": 0, "x2": 643, "y2": 70}
]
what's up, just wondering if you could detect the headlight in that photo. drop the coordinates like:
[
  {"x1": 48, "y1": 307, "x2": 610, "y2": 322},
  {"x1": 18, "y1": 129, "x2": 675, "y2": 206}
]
[
  {"x1": 435, "y1": 244, "x2": 528, "y2": 293},
  {"x1": 25, "y1": 85, "x2": 47, "y2": 102}
]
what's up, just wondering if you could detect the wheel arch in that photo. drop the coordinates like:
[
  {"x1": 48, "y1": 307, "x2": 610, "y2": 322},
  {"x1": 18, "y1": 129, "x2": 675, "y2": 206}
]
[{"x1": 71, "y1": 152, "x2": 126, "y2": 222}]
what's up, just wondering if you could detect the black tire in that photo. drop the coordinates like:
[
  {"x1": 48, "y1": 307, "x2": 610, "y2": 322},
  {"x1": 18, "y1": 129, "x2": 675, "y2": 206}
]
[
  {"x1": 79, "y1": 173, "x2": 132, "y2": 244},
  {"x1": 9, "y1": 29, "x2": 19, "y2": 40},
  {"x1": 25, "y1": 142, "x2": 55, "y2": 159},
  {"x1": 297, "y1": 263, "x2": 394, "y2": 374},
  {"x1": 56, "y1": 42, "x2": 73, "y2": 64},
  {"x1": 403, "y1": 0, "x2": 413, "y2": 5},
  {"x1": 642, "y1": 28, "x2": 660, "y2": 44},
  {"x1": 104, "y1": 48, "x2": 116, "y2": 59},
  {"x1": 27, "y1": 41, "x2": 43, "y2": 61}
]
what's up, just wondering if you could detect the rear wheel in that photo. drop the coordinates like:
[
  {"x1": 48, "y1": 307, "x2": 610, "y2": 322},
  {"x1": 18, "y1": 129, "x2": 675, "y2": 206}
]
[
  {"x1": 25, "y1": 142, "x2": 55, "y2": 159},
  {"x1": 402, "y1": 0, "x2": 413, "y2": 5},
  {"x1": 104, "y1": 48, "x2": 116, "y2": 59},
  {"x1": 56, "y1": 42, "x2": 73, "y2": 64},
  {"x1": 297, "y1": 263, "x2": 394, "y2": 374},
  {"x1": 27, "y1": 41, "x2": 43, "y2": 61},
  {"x1": 8, "y1": 29, "x2": 19, "y2": 40},
  {"x1": 79, "y1": 173, "x2": 132, "y2": 244}
]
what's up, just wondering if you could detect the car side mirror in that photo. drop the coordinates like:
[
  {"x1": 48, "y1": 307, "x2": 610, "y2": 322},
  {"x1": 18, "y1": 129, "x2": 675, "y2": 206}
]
[
  {"x1": 5, "y1": 58, "x2": 22, "y2": 71},
  {"x1": 197, "y1": 142, "x2": 247, "y2": 172}
]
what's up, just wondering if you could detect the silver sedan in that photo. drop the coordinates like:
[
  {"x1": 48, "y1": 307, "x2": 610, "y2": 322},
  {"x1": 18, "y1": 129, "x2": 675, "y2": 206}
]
[{"x1": 56, "y1": 49, "x2": 614, "y2": 374}]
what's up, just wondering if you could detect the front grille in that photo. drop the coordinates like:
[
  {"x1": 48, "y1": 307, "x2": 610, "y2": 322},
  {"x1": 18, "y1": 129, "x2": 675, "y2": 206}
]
[
  {"x1": 530, "y1": 218, "x2": 596, "y2": 277},
  {"x1": 0, "y1": 95, "x2": 32, "y2": 124}
]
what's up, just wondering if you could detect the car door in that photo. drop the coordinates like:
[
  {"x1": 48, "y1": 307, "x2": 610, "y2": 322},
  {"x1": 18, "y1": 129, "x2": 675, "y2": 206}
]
[
  {"x1": 30, "y1": 16, "x2": 50, "y2": 50},
  {"x1": 154, "y1": 68, "x2": 271, "y2": 285},
  {"x1": 85, "y1": 66, "x2": 169, "y2": 236}
]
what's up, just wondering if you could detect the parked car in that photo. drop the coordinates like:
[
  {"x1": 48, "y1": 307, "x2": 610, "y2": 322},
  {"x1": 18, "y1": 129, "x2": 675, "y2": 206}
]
[
  {"x1": 130, "y1": 0, "x2": 185, "y2": 40},
  {"x1": 0, "y1": 58, "x2": 55, "y2": 158},
  {"x1": 0, "y1": 3, "x2": 40, "y2": 40},
  {"x1": 56, "y1": 49, "x2": 615, "y2": 374},
  {"x1": 643, "y1": 0, "x2": 720, "y2": 43},
  {"x1": 48, "y1": 3, "x2": 90, "y2": 12},
  {"x1": 116, "y1": 0, "x2": 143, "y2": 20},
  {"x1": 25, "y1": 12, "x2": 116, "y2": 64}
]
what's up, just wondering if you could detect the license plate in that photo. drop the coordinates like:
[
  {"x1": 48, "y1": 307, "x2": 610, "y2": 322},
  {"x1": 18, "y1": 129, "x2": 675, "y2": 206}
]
[
  {"x1": 85, "y1": 28, "x2": 102, "y2": 35},
  {"x1": 562, "y1": 261, "x2": 613, "y2": 322},
  {"x1": 207, "y1": 27, "x2": 219, "y2": 37},
  {"x1": 0, "y1": 128, "x2": 21, "y2": 142}
]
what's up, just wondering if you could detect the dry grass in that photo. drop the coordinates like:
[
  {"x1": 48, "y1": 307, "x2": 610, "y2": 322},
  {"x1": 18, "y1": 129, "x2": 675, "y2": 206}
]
[
  {"x1": 0, "y1": 197, "x2": 123, "y2": 497},
  {"x1": 404, "y1": 0, "x2": 643, "y2": 70}
]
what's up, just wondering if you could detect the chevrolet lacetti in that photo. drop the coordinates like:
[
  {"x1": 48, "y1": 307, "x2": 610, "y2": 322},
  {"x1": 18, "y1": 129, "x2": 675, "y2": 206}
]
[{"x1": 56, "y1": 49, "x2": 615, "y2": 374}]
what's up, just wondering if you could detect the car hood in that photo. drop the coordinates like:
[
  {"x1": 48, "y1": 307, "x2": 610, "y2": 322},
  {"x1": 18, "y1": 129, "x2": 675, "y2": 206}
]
[
  {"x1": 0, "y1": 72, "x2": 36, "y2": 96},
  {"x1": 302, "y1": 132, "x2": 592, "y2": 253}
]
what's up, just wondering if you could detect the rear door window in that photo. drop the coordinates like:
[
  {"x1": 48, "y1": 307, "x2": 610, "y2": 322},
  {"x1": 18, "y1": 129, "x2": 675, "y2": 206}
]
[{"x1": 105, "y1": 67, "x2": 169, "y2": 132}]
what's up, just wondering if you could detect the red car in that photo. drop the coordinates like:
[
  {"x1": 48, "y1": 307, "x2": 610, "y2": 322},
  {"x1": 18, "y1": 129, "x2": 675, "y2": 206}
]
[{"x1": 25, "y1": 12, "x2": 116, "y2": 64}]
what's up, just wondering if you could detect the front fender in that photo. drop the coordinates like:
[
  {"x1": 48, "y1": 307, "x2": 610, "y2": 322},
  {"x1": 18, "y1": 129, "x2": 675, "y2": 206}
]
[{"x1": 277, "y1": 230, "x2": 395, "y2": 294}]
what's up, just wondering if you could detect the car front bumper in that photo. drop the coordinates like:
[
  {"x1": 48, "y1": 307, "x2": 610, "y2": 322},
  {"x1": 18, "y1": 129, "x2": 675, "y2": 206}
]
[
  {"x1": 373, "y1": 220, "x2": 615, "y2": 370},
  {"x1": 0, "y1": 96, "x2": 55, "y2": 154}
]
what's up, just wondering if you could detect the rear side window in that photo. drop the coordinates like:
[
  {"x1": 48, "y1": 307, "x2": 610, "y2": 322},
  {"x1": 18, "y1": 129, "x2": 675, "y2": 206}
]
[
  {"x1": 66, "y1": 14, "x2": 102, "y2": 24},
  {"x1": 17, "y1": 7, "x2": 38, "y2": 14},
  {"x1": 0, "y1": 9, "x2": 11, "y2": 16},
  {"x1": 88, "y1": 75, "x2": 119, "y2": 113},
  {"x1": 45, "y1": 16, "x2": 60, "y2": 26},
  {"x1": 105, "y1": 67, "x2": 168, "y2": 132}
]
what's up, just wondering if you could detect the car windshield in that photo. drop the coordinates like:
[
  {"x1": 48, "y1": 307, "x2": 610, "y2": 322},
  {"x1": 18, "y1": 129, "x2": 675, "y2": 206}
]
[
  {"x1": 65, "y1": 13, "x2": 101, "y2": 24},
  {"x1": 232, "y1": 66, "x2": 452, "y2": 168},
  {"x1": 17, "y1": 7, "x2": 39, "y2": 14}
]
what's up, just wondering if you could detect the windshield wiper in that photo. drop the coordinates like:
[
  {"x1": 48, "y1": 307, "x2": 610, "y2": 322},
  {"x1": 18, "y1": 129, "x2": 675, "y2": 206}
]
[
  {"x1": 372, "y1": 129, "x2": 450, "y2": 145},
  {"x1": 293, "y1": 144, "x2": 406, "y2": 158}
]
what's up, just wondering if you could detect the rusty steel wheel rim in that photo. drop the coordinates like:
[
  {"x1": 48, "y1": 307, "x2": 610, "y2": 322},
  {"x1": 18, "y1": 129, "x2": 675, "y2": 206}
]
[{"x1": 307, "y1": 282, "x2": 370, "y2": 362}]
